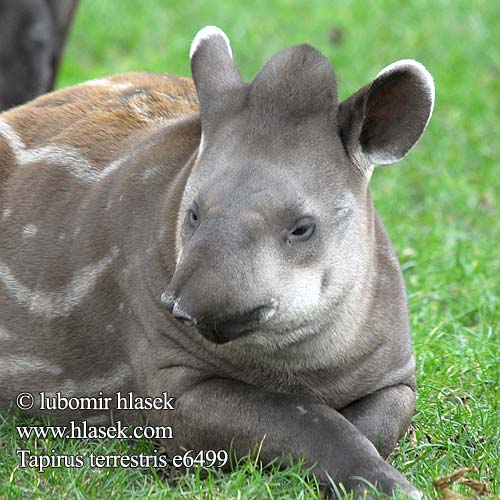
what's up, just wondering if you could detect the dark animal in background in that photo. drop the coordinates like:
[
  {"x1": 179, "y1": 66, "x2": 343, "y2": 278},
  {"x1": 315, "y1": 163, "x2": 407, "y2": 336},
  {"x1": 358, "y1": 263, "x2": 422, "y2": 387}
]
[
  {"x1": 0, "y1": 26, "x2": 434, "y2": 499},
  {"x1": 0, "y1": 0, "x2": 78, "y2": 111}
]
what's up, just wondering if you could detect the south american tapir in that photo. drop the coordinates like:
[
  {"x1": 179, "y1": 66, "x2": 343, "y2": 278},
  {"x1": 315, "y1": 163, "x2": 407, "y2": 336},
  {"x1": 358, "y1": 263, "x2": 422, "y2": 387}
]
[{"x1": 0, "y1": 26, "x2": 434, "y2": 499}]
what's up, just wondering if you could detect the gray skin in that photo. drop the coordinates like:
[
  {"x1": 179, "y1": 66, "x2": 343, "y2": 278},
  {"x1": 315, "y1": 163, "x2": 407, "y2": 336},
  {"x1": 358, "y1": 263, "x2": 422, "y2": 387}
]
[
  {"x1": 0, "y1": 0, "x2": 78, "y2": 111},
  {"x1": 0, "y1": 28, "x2": 434, "y2": 499}
]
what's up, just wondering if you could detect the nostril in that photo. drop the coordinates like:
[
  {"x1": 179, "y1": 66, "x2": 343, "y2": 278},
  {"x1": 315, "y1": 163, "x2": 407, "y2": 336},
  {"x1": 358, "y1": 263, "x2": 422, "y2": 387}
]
[
  {"x1": 262, "y1": 305, "x2": 277, "y2": 321},
  {"x1": 253, "y1": 302, "x2": 277, "y2": 322},
  {"x1": 228, "y1": 302, "x2": 278, "y2": 327},
  {"x1": 160, "y1": 292, "x2": 195, "y2": 325},
  {"x1": 160, "y1": 291, "x2": 176, "y2": 313},
  {"x1": 172, "y1": 303, "x2": 194, "y2": 325},
  {"x1": 160, "y1": 290, "x2": 196, "y2": 325}
]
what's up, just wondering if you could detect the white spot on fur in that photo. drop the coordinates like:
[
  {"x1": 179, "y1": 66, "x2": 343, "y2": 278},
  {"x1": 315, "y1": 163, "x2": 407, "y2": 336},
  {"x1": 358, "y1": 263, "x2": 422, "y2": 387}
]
[
  {"x1": 190, "y1": 26, "x2": 232, "y2": 59},
  {"x1": 50, "y1": 363, "x2": 132, "y2": 396},
  {"x1": 118, "y1": 303, "x2": 124, "y2": 312},
  {"x1": 127, "y1": 96, "x2": 181, "y2": 125},
  {"x1": 22, "y1": 224, "x2": 38, "y2": 238},
  {"x1": 129, "y1": 99, "x2": 154, "y2": 122},
  {"x1": 0, "y1": 119, "x2": 25, "y2": 152},
  {"x1": 74, "y1": 226, "x2": 81, "y2": 237},
  {"x1": 142, "y1": 165, "x2": 161, "y2": 181},
  {"x1": 25, "y1": 146, "x2": 98, "y2": 182},
  {"x1": 0, "y1": 119, "x2": 132, "y2": 184},
  {"x1": 0, "y1": 355, "x2": 63, "y2": 376},
  {"x1": 198, "y1": 132, "x2": 206, "y2": 157},
  {"x1": 85, "y1": 363, "x2": 133, "y2": 393},
  {"x1": 82, "y1": 78, "x2": 133, "y2": 91},
  {"x1": 0, "y1": 326, "x2": 11, "y2": 340},
  {"x1": 0, "y1": 119, "x2": 100, "y2": 184},
  {"x1": 129, "y1": 98, "x2": 145, "y2": 113},
  {"x1": 2, "y1": 208, "x2": 12, "y2": 219},
  {"x1": 0, "y1": 250, "x2": 118, "y2": 319},
  {"x1": 296, "y1": 405, "x2": 307, "y2": 415},
  {"x1": 100, "y1": 155, "x2": 132, "y2": 179}
]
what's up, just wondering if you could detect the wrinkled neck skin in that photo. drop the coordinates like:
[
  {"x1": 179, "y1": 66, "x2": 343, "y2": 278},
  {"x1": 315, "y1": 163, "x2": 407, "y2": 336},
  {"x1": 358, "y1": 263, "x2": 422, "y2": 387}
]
[{"x1": 126, "y1": 119, "x2": 414, "y2": 408}]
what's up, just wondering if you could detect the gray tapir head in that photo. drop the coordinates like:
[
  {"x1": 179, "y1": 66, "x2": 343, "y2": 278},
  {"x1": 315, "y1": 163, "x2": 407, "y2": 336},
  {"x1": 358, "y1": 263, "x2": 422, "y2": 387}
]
[{"x1": 162, "y1": 26, "x2": 434, "y2": 346}]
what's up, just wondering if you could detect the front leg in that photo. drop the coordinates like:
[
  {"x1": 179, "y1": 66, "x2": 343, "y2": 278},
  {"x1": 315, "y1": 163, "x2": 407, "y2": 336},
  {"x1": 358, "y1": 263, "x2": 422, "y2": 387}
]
[
  {"x1": 150, "y1": 378, "x2": 421, "y2": 499},
  {"x1": 340, "y1": 384, "x2": 416, "y2": 459}
]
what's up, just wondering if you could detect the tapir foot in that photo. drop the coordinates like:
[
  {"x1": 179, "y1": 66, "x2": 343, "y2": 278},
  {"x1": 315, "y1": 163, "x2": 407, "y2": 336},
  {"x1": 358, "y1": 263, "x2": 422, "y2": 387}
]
[
  {"x1": 355, "y1": 483, "x2": 422, "y2": 500},
  {"x1": 343, "y1": 459, "x2": 422, "y2": 500}
]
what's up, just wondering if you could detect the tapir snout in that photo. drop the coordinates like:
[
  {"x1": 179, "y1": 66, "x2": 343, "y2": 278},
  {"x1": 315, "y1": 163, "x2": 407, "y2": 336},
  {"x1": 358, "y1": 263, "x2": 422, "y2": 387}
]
[
  {"x1": 161, "y1": 213, "x2": 279, "y2": 344},
  {"x1": 162, "y1": 290, "x2": 277, "y2": 344}
]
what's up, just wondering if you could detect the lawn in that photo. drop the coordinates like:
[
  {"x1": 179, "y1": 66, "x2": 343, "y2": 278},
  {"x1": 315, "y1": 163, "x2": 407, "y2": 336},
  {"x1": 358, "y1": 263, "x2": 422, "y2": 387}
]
[{"x1": 1, "y1": 0, "x2": 498, "y2": 498}]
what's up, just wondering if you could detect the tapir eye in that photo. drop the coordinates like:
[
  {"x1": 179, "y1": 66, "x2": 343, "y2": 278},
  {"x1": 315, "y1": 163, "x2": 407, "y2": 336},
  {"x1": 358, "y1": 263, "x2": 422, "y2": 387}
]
[
  {"x1": 187, "y1": 204, "x2": 200, "y2": 228},
  {"x1": 288, "y1": 218, "x2": 315, "y2": 243}
]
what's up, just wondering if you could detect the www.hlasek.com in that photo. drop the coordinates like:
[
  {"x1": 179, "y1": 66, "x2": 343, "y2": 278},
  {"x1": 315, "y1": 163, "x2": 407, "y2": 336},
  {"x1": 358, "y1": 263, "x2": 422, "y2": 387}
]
[{"x1": 14, "y1": 391, "x2": 228, "y2": 472}]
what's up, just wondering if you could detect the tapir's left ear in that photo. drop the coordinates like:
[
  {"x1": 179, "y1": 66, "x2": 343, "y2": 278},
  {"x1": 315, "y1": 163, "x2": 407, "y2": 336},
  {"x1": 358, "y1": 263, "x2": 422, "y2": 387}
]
[{"x1": 337, "y1": 60, "x2": 435, "y2": 172}]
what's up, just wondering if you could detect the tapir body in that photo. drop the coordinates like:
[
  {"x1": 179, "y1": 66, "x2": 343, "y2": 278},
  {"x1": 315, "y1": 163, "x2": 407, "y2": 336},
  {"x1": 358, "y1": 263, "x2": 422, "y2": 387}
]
[{"x1": 0, "y1": 27, "x2": 434, "y2": 498}]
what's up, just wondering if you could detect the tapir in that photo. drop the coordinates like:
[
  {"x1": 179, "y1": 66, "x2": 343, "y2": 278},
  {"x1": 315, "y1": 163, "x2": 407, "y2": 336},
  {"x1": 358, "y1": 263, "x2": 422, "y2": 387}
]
[
  {"x1": 0, "y1": 0, "x2": 78, "y2": 111},
  {"x1": 0, "y1": 26, "x2": 434, "y2": 498}
]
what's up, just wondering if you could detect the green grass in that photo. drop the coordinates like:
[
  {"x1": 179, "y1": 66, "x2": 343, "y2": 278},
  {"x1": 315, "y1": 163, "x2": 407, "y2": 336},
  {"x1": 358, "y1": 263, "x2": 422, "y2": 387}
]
[{"x1": 1, "y1": 0, "x2": 499, "y2": 498}]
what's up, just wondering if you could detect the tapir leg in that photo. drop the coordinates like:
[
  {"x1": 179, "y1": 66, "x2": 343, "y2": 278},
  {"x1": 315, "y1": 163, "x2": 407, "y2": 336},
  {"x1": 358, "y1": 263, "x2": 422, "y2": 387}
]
[
  {"x1": 155, "y1": 378, "x2": 421, "y2": 499},
  {"x1": 340, "y1": 384, "x2": 416, "y2": 460}
]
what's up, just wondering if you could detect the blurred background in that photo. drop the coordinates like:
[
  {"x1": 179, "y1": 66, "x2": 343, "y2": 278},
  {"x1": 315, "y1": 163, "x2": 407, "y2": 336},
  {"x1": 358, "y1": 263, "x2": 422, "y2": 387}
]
[{"x1": 0, "y1": 0, "x2": 498, "y2": 497}]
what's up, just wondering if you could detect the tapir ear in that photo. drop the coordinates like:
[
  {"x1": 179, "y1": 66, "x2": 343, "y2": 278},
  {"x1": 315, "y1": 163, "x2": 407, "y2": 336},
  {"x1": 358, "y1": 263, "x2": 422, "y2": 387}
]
[
  {"x1": 337, "y1": 60, "x2": 435, "y2": 171},
  {"x1": 190, "y1": 26, "x2": 244, "y2": 121}
]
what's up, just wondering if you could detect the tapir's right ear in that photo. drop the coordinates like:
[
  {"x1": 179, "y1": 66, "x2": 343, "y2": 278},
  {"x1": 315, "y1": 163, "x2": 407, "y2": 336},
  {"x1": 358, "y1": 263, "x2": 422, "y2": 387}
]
[
  {"x1": 190, "y1": 26, "x2": 245, "y2": 123},
  {"x1": 337, "y1": 60, "x2": 435, "y2": 173}
]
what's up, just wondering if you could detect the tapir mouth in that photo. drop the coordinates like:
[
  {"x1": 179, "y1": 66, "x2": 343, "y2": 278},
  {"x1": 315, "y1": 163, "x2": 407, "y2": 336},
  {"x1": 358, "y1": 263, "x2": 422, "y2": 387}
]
[
  {"x1": 197, "y1": 303, "x2": 278, "y2": 344},
  {"x1": 194, "y1": 303, "x2": 278, "y2": 344},
  {"x1": 197, "y1": 319, "x2": 256, "y2": 344}
]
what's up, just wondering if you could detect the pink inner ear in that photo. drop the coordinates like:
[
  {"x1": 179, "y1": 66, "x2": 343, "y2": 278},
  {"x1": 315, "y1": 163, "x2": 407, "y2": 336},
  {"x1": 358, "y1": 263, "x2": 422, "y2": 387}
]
[{"x1": 359, "y1": 68, "x2": 433, "y2": 165}]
